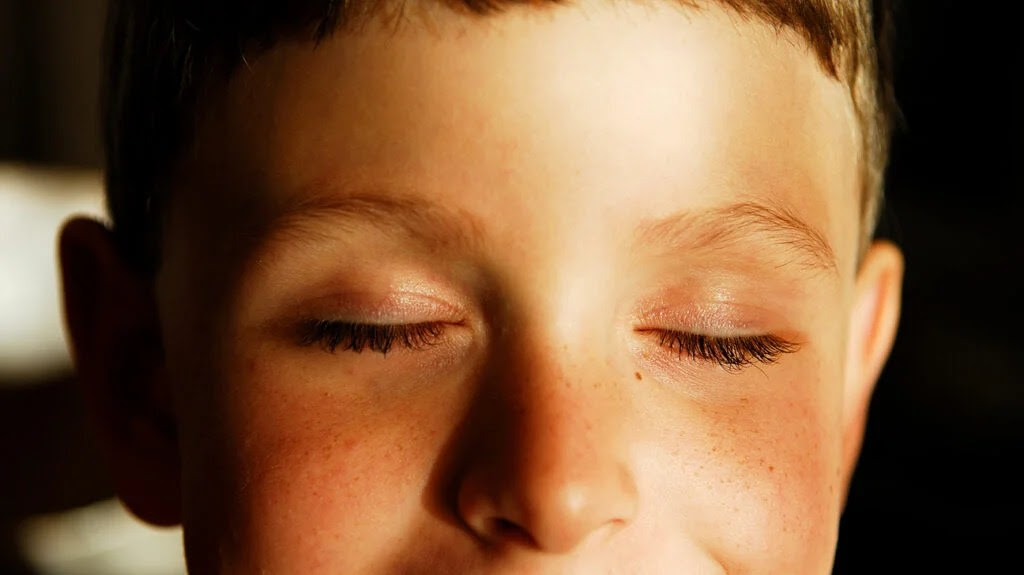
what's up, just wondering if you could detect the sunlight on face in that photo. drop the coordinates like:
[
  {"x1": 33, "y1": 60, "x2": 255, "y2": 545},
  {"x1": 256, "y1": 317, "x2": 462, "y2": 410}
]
[{"x1": 157, "y1": 3, "x2": 862, "y2": 573}]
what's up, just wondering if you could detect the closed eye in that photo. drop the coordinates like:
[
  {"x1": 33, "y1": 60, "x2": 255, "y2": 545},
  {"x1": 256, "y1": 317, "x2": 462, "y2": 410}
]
[
  {"x1": 298, "y1": 320, "x2": 798, "y2": 370},
  {"x1": 640, "y1": 329, "x2": 799, "y2": 371},
  {"x1": 299, "y1": 320, "x2": 446, "y2": 355}
]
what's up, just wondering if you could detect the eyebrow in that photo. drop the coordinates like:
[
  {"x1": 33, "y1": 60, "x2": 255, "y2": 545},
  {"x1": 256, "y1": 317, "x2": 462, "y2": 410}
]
[
  {"x1": 634, "y1": 201, "x2": 838, "y2": 275},
  {"x1": 262, "y1": 189, "x2": 485, "y2": 251},
  {"x1": 261, "y1": 189, "x2": 836, "y2": 275}
]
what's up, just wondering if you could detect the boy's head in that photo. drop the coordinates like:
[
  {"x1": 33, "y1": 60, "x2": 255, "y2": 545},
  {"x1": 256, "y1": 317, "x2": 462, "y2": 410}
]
[{"x1": 61, "y1": 1, "x2": 903, "y2": 573}]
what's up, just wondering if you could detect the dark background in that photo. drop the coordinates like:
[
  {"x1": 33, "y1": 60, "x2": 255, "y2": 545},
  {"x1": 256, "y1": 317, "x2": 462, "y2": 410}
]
[
  {"x1": 833, "y1": 2, "x2": 1021, "y2": 572},
  {"x1": 1, "y1": 0, "x2": 1020, "y2": 572}
]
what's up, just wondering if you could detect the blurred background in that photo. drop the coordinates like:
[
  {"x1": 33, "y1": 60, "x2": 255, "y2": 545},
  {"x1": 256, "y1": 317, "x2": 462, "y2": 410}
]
[
  {"x1": 0, "y1": 1, "x2": 1019, "y2": 573},
  {"x1": 2, "y1": 1, "x2": 187, "y2": 573}
]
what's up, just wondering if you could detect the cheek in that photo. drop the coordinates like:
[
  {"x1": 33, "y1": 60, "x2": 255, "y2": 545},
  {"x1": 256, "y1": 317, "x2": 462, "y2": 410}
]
[
  {"x1": 178, "y1": 350, "x2": 457, "y2": 573},
  {"x1": 736, "y1": 383, "x2": 843, "y2": 570},
  {"x1": 644, "y1": 364, "x2": 844, "y2": 572}
]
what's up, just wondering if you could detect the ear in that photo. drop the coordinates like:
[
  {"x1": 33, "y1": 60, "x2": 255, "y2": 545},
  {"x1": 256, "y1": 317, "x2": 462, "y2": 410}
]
[
  {"x1": 839, "y1": 239, "x2": 903, "y2": 505},
  {"x1": 58, "y1": 217, "x2": 181, "y2": 526}
]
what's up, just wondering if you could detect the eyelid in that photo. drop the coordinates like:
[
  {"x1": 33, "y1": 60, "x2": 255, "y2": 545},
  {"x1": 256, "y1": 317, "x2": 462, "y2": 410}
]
[
  {"x1": 633, "y1": 299, "x2": 799, "y2": 370},
  {"x1": 635, "y1": 303, "x2": 766, "y2": 336},
  {"x1": 298, "y1": 290, "x2": 465, "y2": 325}
]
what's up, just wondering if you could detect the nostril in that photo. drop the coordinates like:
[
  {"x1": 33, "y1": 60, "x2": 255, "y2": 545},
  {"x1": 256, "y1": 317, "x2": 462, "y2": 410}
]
[{"x1": 491, "y1": 517, "x2": 537, "y2": 548}]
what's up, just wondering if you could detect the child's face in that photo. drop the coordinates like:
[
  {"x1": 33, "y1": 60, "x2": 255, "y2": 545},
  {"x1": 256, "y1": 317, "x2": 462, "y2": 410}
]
[{"x1": 83, "y1": 3, "x2": 901, "y2": 573}]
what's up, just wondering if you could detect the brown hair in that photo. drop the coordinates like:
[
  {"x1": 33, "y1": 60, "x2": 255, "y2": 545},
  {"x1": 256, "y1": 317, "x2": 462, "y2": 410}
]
[{"x1": 103, "y1": 0, "x2": 894, "y2": 272}]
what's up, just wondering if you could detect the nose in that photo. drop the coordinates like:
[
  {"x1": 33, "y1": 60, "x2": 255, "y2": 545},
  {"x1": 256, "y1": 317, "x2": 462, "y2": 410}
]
[{"x1": 454, "y1": 346, "x2": 639, "y2": 554}]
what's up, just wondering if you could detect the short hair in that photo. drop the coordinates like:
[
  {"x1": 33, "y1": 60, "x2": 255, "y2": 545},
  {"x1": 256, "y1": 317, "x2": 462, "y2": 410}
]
[{"x1": 102, "y1": 0, "x2": 894, "y2": 273}]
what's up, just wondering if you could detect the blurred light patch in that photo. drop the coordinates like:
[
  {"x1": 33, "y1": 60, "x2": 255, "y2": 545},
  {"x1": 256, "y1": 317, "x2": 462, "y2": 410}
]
[
  {"x1": 0, "y1": 164, "x2": 105, "y2": 384},
  {"x1": 17, "y1": 498, "x2": 186, "y2": 575}
]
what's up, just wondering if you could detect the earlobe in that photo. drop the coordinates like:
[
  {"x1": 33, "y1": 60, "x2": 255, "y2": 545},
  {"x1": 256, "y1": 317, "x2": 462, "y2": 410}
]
[
  {"x1": 58, "y1": 217, "x2": 182, "y2": 526},
  {"x1": 839, "y1": 240, "x2": 904, "y2": 504}
]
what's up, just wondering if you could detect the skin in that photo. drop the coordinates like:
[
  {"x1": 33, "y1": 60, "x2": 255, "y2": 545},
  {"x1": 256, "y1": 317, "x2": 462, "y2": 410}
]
[{"x1": 60, "y1": 3, "x2": 903, "y2": 574}]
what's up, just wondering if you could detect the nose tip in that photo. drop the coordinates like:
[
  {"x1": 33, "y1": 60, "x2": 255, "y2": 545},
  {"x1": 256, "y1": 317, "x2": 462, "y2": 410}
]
[{"x1": 457, "y1": 452, "x2": 638, "y2": 553}]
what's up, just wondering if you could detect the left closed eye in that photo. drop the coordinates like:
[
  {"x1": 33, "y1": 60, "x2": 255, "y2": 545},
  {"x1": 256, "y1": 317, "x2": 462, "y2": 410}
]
[
  {"x1": 299, "y1": 320, "x2": 448, "y2": 355},
  {"x1": 638, "y1": 329, "x2": 799, "y2": 370}
]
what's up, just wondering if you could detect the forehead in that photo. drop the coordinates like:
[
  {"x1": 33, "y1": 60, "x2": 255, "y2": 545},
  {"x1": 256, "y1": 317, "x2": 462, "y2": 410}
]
[{"x1": 180, "y1": 2, "x2": 861, "y2": 277}]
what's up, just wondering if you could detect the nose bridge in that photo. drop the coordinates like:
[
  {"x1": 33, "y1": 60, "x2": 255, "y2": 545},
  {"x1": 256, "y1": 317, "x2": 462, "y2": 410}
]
[
  {"x1": 488, "y1": 341, "x2": 605, "y2": 484},
  {"x1": 488, "y1": 275, "x2": 629, "y2": 467},
  {"x1": 495, "y1": 327, "x2": 620, "y2": 456},
  {"x1": 485, "y1": 232, "x2": 626, "y2": 432}
]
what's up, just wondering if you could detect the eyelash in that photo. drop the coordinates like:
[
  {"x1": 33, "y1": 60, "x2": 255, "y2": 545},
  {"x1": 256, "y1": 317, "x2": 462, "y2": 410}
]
[
  {"x1": 299, "y1": 321, "x2": 798, "y2": 369},
  {"x1": 300, "y1": 320, "x2": 445, "y2": 355},
  {"x1": 646, "y1": 330, "x2": 799, "y2": 370}
]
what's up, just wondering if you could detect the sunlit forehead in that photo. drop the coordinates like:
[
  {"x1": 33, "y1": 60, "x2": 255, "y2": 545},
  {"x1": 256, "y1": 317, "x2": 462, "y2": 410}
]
[
  {"x1": 201, "y1": 0, "x2": 865, "y2": 334},
  {"x1": 222, "y1": 1, "x2": 857, "y2": 226}
]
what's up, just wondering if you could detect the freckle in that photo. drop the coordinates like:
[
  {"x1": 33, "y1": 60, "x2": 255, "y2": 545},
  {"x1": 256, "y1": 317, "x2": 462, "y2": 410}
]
[
  {"x1": 634, "y1": 371, "x2": 643, "y2": 381},
  {"x1": 768, "y1": 465, "x2": 775, "y2": 472}
]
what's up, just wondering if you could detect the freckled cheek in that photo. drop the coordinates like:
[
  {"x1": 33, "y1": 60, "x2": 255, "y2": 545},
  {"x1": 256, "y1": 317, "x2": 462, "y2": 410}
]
[
  {"x1": 191, "y1": 361, "x2": 454, "y2": 571},
  {"x1": 760, "y1": 398, "x2": 839, "y2": 519},
  {"x1": 713, "y1": 395, "x2": 842, "y2": 565},
  {"x1": 650, "y1": 376, "x2": 842, "y2": 569}
]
